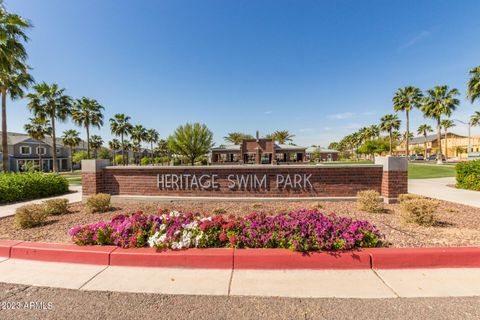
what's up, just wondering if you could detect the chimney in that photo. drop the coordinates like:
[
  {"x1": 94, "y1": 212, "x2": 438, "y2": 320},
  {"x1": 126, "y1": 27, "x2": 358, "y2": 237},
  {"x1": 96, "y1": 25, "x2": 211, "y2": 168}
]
[{"x1": 256, "y1": 130, "x2": 259, "y2": 141}]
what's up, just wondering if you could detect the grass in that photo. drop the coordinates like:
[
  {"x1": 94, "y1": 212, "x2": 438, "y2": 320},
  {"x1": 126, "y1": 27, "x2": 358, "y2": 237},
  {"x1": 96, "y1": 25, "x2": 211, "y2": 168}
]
[
  {"x1": 320, "y1": 160, "x2": 374, "y2": 165},
  {"x1": 408, "y1": 163, "x2": 456, "y2": 179}
]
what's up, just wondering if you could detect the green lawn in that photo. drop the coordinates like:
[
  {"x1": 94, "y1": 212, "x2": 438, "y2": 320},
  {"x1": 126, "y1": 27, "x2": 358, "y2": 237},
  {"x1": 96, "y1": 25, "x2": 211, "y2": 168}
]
[
  {"x1": 408, "y1": 163, "x2": 456, "y2": 179},
  {"x1": 59, "y1": 172, "x2": 82, "y2": 185},
  {"x1": 320, "y1": 160, "x2": 374, "y2": 165}
]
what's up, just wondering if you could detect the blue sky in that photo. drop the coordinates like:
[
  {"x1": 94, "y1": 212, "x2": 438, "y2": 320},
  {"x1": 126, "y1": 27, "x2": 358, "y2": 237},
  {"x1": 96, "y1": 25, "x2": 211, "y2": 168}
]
[{"x1": 6, "y1": 0, "x2": 480, "y2": 147}]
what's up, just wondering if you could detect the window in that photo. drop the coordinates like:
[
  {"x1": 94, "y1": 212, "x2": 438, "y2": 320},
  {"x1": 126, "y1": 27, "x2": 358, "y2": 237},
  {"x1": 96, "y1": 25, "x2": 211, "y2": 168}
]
[
  {"x1": 56, "y1": 148, "x2": 62, "y2": 154},
  {"x1": 20, "y1": 146, "x2": 31, "y2": 155},
  {"x1": 36, "y1": 147, "x2": 46, "y2": 155}
]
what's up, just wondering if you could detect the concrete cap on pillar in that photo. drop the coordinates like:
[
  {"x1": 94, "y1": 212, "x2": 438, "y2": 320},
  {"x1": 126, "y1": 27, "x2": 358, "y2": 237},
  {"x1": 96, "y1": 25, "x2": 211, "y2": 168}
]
[
  {"x1": 374, "y1": 156, "x2": 408, "y2": 171},
  {"x1": 81, "y1": 159, "x2": 110, "y2": 173}
]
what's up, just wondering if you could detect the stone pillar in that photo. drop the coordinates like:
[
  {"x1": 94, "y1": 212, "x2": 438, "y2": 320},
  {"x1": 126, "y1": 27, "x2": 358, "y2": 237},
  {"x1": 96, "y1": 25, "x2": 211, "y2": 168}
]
[
  {"x1": 374, "y1": 156, "x2": 408, "y2": 203},
  {"x1": 81, "y1": 159, "x2": 110, "y2": 198}
]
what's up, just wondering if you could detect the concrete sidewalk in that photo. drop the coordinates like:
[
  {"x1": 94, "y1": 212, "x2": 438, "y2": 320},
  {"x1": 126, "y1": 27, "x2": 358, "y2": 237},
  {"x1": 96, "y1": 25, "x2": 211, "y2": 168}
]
[
  {"x1": 0, "y1": 185, "x2": 82, "y2": 218},
  {"x1": 0, "y1": 258, "x2": 479, "y2": 298},
  {"x1": 408, "y1": 177, "x2": 480, "y2": 208}
]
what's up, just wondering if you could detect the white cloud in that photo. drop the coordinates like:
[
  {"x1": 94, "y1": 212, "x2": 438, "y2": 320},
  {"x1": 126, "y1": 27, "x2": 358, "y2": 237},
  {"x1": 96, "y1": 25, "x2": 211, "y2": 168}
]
[
  {"x1": 401, "y1": 30, "x2": 430, "y2": 49},
  {"x1": 327, "y1": 112, "x2": 355, "y2": 120},
  {"x1": 264, "y1": 110, "x2": 273, "y2": 114}
]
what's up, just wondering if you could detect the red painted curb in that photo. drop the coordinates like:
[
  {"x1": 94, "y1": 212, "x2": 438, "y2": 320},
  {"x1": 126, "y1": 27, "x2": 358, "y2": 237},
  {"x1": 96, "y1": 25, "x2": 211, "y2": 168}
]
[
  {"x1": 10, "y1": 242, "x2": 117, "y2": 265},
  {"x1": 0, "y1": 240, "x2": 23, "y2": 258},
  {"x1": 110, "y1": 247, "x2": 233, "y2": 269},
  {"x1": 366, "y1": 247, "x2": 480, "y2": 269},
  {"x1": 234, "y1": 249, "x2": 371, "y2": 269}
]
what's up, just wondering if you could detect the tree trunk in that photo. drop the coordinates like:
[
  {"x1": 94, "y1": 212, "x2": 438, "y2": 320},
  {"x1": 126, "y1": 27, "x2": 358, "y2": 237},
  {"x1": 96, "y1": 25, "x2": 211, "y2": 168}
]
[
  {"x1": 86, "y1": 125, "x2": 90, "y2": 159},
  {"x1": 405, "y1": 110, "x2": 410, "y2": 157},
  {"x1": 389, "y1": 130, "x2": 393, "y2": 155},
  {"x1": 424, "y1": 134, "x2": 427, "y2": 159},
  {"x1": 436, "y1": 118, "x2": 443, "y2": 164},
  {"x1": 121, "y1": 133, "x2": 125, "y2": 166},
  {"x1": 112, "y1": 149, "x2": 116, "y2": 166},
  {"x1": 444, "y1": 127, "x2": 448, "y2": 161},
  {"x1": 38, "y1": 143, "x2": 42, "y2": 172},
  {"x1": 70, "y1": 146, "x2": 73, "y2": 172},
  {"x1": 1, "y1": 87, "x2": 9, "y2": 172},
  {"x1": 150, "y1": 142, "x2": 154, "y2": 165},
  {"x1": 51, "y1": 113, "x2": 59, "y2": 172}
]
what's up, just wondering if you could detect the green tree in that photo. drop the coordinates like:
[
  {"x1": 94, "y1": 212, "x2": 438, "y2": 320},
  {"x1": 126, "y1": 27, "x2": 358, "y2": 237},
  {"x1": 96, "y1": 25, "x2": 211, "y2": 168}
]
[
  {"x1": 467, "y1": 66, "x2": 480, "y2": 104},
  {"x1": 61, "y1": 129, "x2": 80, "y2": 172},
  {"x1": 24, "y1": 117, "x2": 52, "y2": 172},
  {"x1": 328, "y1": 142, "x2": 339, "y2": 150},
  {"x1": 379, "y1": 114, "x2": 401, "y2": 155},
  {"x1": 223, "y1": 132, "x2": 253, "y2": 145},
  {"x1": 27, "y1": 83, "x2": 73, "y2": 172},
  {"x1": 417, "y1": 124, "x2": 433, "y2": 158},
  {"x1": 357, "y1": 138, "x2": 389, "y2": 158},
  {"x1": 471, "y1": 111, "x2": 480, "y2": 127},
  {"x1": 71, "y1": 97, "x2": 104, "y2": 159},
  {"x1": 109, "y1": 114, "x2": 133, "y2": 165},
  {"x1": 89, "y1": 134, "x2": 103, "y2": 159},
  {"x1": 268, "y1": 130, "x2": 295, "y2": 144},
  {"x1": 0, "y1": 4, "x2": 33, "y2": 172},
  {"x1": 167, "y1": 122, "x2": 214, "y2": 165},
  {"x1": 393, "y1": 86, "x2": 423, "y2": 156},
  {"x1": 108, "y1": 139, "x2": 121, "y2": 165},
  {"x1": 440, "y1": 119, "x2": 455, "y2": 160},
  {"x1": 145, "y1": 128, "x2": 159, "y2": 164},
  {"x1": 72, "y1": 151, "x2": 88, "y2": 165},
  {"x1": 420, "y1": 85, "x2": 460, "y2": 163},
  {"x1": 130, "y1": 125, "x2": 146, "y2": 165}
]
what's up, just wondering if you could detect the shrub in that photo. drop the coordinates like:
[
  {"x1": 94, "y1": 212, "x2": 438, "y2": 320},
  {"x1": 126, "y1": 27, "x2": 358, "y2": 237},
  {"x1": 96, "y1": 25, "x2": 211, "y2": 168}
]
[
  {"x1": 456, "y1": 160, "x2": 480, "y2": 191},
  {"x1": 15, "y1": 204, "x2": 49, "y2": 229},
  {"x1": 68, "y1": 209, "x2": 383, "y2": 252},
  {"x1": 43, "y1": 199, "x2": 69, "y2": 216},
  {"x1": 140, "y1": 157, "x2": 151, "y2": 166},
  {"x1": 86, "y1": 193, "x2": 112, "y2": 213},
  {"x1": 357, "y1": 190, "x2": 384, "y2": 213},
  {"x1": 398, "y1": 194, "x2": 425, "y2": 204},
  {"x1": 400, "y1": 198, "x2": 439, "y2": 226},
  {"x1": 0, "y1": 173, "x2": 69, "y2": 204},
  {"x1": 114, "y1": 155, "x2": 124, "y2": 165}
]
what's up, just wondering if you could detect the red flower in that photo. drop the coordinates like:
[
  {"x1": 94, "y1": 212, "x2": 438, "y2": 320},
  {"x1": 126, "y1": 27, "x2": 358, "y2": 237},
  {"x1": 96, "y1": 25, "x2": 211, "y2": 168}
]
[
  {"x1": 219, "y1": 231, "x2": 227, "y2": 242},
  {"x1": 229, "y1": 235, "x2": 236, "y2": 245}
]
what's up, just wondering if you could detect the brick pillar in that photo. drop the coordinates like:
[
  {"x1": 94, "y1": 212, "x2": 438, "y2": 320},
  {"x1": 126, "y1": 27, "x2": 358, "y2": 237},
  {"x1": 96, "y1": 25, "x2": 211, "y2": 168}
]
[
  {"x1": 374, "y1": 156, "x2": 408, "y2": 203},
  {"x1": 81, "y1": 159, "x2": 110, "y2": 199}
]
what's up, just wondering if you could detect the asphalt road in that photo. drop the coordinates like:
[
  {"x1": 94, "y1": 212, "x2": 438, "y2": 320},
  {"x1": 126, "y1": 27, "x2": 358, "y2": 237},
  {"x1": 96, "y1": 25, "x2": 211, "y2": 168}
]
[{"x1": 0, "y1": 283, "x2": 479, "y2": 320}]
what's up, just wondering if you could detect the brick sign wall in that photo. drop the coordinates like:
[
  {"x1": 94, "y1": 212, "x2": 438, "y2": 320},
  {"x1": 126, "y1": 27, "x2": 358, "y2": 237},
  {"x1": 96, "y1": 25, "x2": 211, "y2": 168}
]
[{"x1": 82, "y1": 157, "x2": 408, "y2": 202}]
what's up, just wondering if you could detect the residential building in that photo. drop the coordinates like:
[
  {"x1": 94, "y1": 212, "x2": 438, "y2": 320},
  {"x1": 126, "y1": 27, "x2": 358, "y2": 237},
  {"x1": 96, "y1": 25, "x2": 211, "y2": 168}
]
[{"x1": 0, "y1": 132, "x2": 87, "y2": 172}]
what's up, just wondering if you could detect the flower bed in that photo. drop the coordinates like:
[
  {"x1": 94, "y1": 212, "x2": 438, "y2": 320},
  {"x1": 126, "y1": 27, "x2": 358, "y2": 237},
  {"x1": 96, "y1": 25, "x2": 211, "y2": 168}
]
[{"x1": 68, "y1": 209, "x2": 382, "y2": 252}]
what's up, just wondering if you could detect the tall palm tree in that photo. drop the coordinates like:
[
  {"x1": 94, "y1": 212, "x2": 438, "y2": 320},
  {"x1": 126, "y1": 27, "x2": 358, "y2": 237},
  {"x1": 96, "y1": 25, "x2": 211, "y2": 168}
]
[
  {"x1": 467, "y1": 66, "x2": 480, "y2": 104},
  {"x1": 130, "y1": 125, "x2": 147, "y2": 165},
  {"x1": 62, "y1": 129, "x2": 80, "y2": 172},
  {"x1": 89, "y1": 135, "x2": 103, "y2": 159},
  {"x1": 108, "y1": 139, "x2": 121, "y2": 165},
  {"x1": 27, "y1": 83, "x2": 73, "y2": 172},
  {"x1": 367, "y1": 125, "x2": 380, "y2": 139},
  {"x1": 440, "y1": 119, "x2": 455, "y2": 160},
  {"x1": 109, "y1": 114, "x2": 133, "y2": 165},
  {"x1": 0, "y1": 4, "x2": 32, "y2": 172},
  {"x1": 145, "y1": 128, "x2": 159, "y2": 164},
  {"x1": 223, "y1": 132, "x2": 253, "y2": 145},
  {"x1": 471, "y1": 111, "x2": 480, "y2": 127},
  {"x1": 417, "y1": 124, "x2": 433, "y2": 158},
  {"x1": 71, "y1": 97, "x2": 104, "y2": 159},
  {"x1": 379, "y1": 114, "x2": 401, "y2": 155},
  {"x1": 393, "y1": 86, "x2": 423, "y2": 156},
  {"x1": 269, "y1": 130, "x2": 295, "y2": 144},
  {"x1": 24, "y1": 117, "x2": 52, "y2": 172},
  {"x1": 420, "y1": 85, "x2": 460, "y2": 163}
]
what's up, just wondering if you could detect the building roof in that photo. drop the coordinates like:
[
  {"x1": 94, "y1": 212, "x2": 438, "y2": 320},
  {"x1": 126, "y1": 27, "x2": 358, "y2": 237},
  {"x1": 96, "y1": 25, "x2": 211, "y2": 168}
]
[
  {"x1": 274, "y1": 144, "x2": 306, "y2": 151},
  {"x1": 410, "y1": 132, "x2": 466, "y2": 144},
  {"x1": 0, "y1": 131, "x2": 88, "y2": 148},
  {"x1": 211, "y1": 144, "x2": 241, "y2": 151},
  {"x1": 305, "y1": 146, "x2": 339, "y2": 153}
]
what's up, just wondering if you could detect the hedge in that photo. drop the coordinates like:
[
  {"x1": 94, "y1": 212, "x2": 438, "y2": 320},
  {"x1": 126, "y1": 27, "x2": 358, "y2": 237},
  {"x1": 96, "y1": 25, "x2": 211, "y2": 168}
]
[
  {"x1": 456, "y1": 160, "x2": 480, "y2": 191},
  {"x1": 0, "y1": 173, "x2": 69, "y2": 204}
]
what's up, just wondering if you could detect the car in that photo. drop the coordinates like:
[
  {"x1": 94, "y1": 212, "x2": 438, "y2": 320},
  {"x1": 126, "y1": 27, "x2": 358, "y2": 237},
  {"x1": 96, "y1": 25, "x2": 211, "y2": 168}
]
[
  {"x1": 428, "y1": 154, "x2": 446, "y2": 161},
  {"x1": 409, "y1": 154, "x2": 424, "y2": 161}
]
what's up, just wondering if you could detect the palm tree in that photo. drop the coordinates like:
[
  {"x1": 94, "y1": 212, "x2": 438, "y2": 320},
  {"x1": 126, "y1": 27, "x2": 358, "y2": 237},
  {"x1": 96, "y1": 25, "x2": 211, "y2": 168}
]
[
  {"x1": 130, "y1": 125, "x2": 147, "y2": 164},
  {"x1": 109, "y1": 114, "x2": 133, "y2": 165},
  {"x1": 27, "y1": 83, "x2": 73, "y2": 172},
  {"x1": 108, "y1": 139, "x2": 121, "y2": 165},
  {"x1": 224, "y1": 132, "x2": 253, "y2": 145},
  {"x1": 380, "y1": 114, "x2": 401, "y2": 155},
  {"x1": 420, "y1": 85, "x2": 460, "y2": 163},
  {"x1": 71, "y1": 97, "x2": 104, "y2": 159},
  {"x1": 168, "y1": 122, "x2": 214, "y2": 165},
  {"x1": 467, "y1": 66, "x2": 480, "y2": 104},
  {"x1": 89, "y1": 135, "x2": 103, "y2": 159},
  {"x1": 61, "y1": 129, "x2": 80, "y2": 172},
  {"x1": 145, "y1": 128, "x2": 159, "y2": 164},
  {"x1": 393, "y1": 86, "x2": 423, "y2": 156},
  {"x1": 440, "y1": 119, "x2": 455, "y2": 160},
  {"x1": 24, "y1": 117, "x2": 52, "y2": 172},
  {"x1": 471, "y1": 111, "x2": 480, "y2": 127},
  {"x1": 0, "y1": 4, "x2": 33, "y2": 172},
  {"x1": 269, "y1": 130, "x2": 295, "y2": 144},
  {"x1": 417, "y1": 124, "x2": 433, "y2": 158}
]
